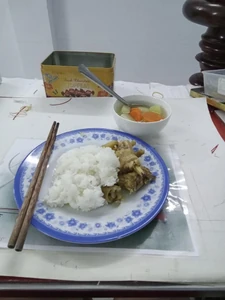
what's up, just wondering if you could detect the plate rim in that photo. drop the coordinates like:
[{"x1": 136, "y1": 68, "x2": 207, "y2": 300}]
[{"x1": 14, "y1": 128, "x2": 169, "y2": 244}]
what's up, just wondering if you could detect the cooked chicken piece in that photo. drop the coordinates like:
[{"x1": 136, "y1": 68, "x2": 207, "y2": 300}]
[
  {"x1": 102, "y1": 140, "x2": 118, "y2": 151},
  {"x1": 101, "y1": 185, "x2": 122, "y2": 203},
  {"x1": 115, "y1": 141, "x2": 143, "y2": 174},
  {"x1": 102, "y1": 139, "x2": 156, "y2": 199},
  {"x1": 118, "y1": 172, "x2": 143, "y2": 193},
  {"x1": 134, "y1": 149, "x2": 145, "y2": 157},
  {"x1": 134, "y1": 165, "x2": 156, "y2": 183},
  {"x1": 118, "y1": 166, "x2": 155, "y2": 193},
  {"x1": 116, "y1": 148, "x2": 140, "y2": 174},
  {"x1": 116, "y1": 140, "x2": 136, "y2": 150}
]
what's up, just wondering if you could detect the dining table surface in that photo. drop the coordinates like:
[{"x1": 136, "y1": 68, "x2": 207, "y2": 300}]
[{"x1": 0, "y1": 78, "x2": 225, "y2": 298}]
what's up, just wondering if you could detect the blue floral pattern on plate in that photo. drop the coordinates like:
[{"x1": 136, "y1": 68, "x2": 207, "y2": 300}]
[{"x1": 14, "y1": 128, "x2": 169, "y2": 244}]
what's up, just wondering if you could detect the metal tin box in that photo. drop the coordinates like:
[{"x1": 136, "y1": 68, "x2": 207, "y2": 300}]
[{"x1": 41, "y1": 51, "x2": 115, "y2": 97}]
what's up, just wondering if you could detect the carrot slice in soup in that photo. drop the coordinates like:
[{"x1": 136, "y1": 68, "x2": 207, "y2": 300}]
[
  {"x1": 129, "y1": 108, "x2": 143, "y2": 121},
  {"x1": 142, "y1": 111, "x2": 163, "y2": 122}
]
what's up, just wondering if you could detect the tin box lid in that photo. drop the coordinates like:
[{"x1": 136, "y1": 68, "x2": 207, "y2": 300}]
[{"x1": 41, "y1": 51, "x2": 115, "y2": 68}]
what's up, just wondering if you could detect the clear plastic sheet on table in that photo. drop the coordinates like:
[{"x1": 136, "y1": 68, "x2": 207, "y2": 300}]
[{"x1": 0, "y1": 140, "x2": 196, "y2": 256}]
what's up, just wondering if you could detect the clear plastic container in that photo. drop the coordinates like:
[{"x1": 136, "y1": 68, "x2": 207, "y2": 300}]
[{"x1": 203, "y1": 69, "x2": 225, "y2": 101}]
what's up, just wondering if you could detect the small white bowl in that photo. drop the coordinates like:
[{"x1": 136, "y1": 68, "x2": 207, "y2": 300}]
[{"x1": 113, "y1": 95, "x2": 172, "y2": 137}]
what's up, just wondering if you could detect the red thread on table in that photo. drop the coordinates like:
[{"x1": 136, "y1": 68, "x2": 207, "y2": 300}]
[
  {"x1": 49, "y1": 98, "x2": 72, "y2": 106},
  {"x1": 211, "y1": 144, "x2": 219, "y2": 154},
  {"x1": 157, "y1": 211, "x2": 167, "y2": 223}
]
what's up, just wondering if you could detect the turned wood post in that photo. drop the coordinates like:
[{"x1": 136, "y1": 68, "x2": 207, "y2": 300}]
[{"x1": 183, "y1": 0, "x2": 225, "y2": 86}]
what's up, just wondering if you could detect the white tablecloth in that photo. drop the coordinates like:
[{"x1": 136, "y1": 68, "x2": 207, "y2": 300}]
[{"x1": 0, "y1": 78, "x2": 225, "y2": 283}]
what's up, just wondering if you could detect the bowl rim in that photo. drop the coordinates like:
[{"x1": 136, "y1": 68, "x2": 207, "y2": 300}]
[{"x1": 113, "y1": 95, "x2": 172, "y2": 125}]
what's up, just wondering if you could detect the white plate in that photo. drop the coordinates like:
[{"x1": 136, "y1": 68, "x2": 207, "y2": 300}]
[{"x1": 14, "y1": 128, "x2": 169, "y2": 244}]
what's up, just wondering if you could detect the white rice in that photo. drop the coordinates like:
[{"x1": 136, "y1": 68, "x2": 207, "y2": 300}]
[{"x1": 44, "y1": 145, "x2": 120, "y2": 211}]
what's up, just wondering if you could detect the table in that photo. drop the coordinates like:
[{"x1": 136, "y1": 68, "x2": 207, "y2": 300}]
[{"x1": 0, "y1": 79, "x2": 225, "y2": 297}]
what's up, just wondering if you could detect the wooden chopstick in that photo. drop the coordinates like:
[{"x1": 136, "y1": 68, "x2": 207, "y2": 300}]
[
  {"x1": 7, "y1": 121, "x2": 58, "y2": 249},
  {"x1": 14, "y1": 122, "x2": 59, "y2": 251}
]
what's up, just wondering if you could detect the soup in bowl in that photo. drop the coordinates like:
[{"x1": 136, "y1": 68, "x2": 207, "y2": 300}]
[{"x1": 113, "y1": 95, "x2": 172, "y2": 137}]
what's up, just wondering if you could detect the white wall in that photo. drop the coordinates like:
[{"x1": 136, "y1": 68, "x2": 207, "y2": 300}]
[
  {"x1": 0, "y1": 0, "x2": 204, "y2": 84},
  {"x1": 0, "y1": 0, "x2": 24, "y2": 77},
  {"x1": 0, "y1": 0, "x2": 53, "y2": 79},
  {"x1": 8, "y1": 0, "x2": 54, "y2": 79},
  {"x1": 48, "y1": 0, "x2": 204, "y2": 84}
]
